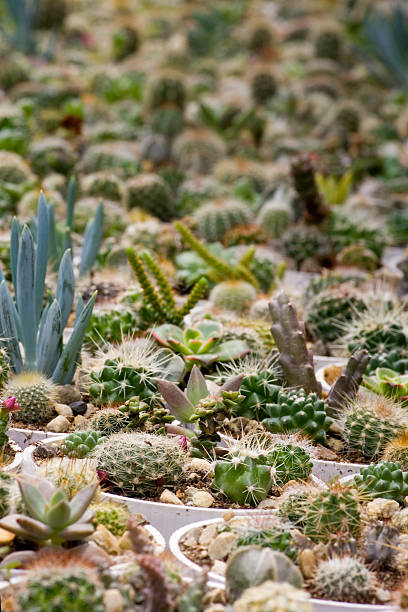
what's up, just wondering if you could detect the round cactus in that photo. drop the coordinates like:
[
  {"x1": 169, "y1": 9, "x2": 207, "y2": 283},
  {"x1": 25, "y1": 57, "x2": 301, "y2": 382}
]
[
  {"x1": 82, "y1": 172, "x2": 124, "y2": 202},
  {"x1": 210, "y1": 280, "x2": 257, "y2": 314},
  {"x1": 126, "y1": 173, "x2": 175, "y2": 221},
  {"x1": 193, "y1": 200, "x2": 252, "y2": 242},
  {"x1": 354, "y1": 460, "x2": 408, "y2": 505},
  {"x1": 261, "y1": 388, "x2": 333, "y2": 445},
  {"x1": 151, "y1": 107, "x2": 184, "y2": 139},
  {"x1": 283, "y1": 226, "x2": 331, "y2": 268},
  {"x1": 91, "y1": 499, "x2": 130, "y2": 536},
  {"x1": 266, "y1": 442, "x2": 313, "y2": 487},
  {"x1": 213, "y1": 454, "x2": 274, "y2": 506},
  {"x1": 314, "y1": 30, "x2": 341, "y2": 61},
  {"x1": 149, "y1": 76, "x2": 186, "y2": 110},
  {"x1": 248, "y1": 26, "x2": 273, "y2": 54},
  {"x1": 0, "y1": 151, "x2": 34, "y2": 184},
  {"x1": 5, "y1": 372, "x2": 57, "y2": 425},
  {"x1": 347, "y1": 322, "x2": 408, "y2": 375},
  {"x1": 277, "y1": 486, "x2": 311, "y2": 526},
  {"x1": 60, "y1": 431, "x2": 105, "y2": 459},
  {"x1": 112, "y1": 25, "x2": 140, "y2": 61},
  {"x1": 173, "y1": 129, "x2": 226, "y2": 174},
  {"x1": 257, "y1": 190, "x2": 294, "y2": 239},
  {"x1": 306, "y1": 289, "x2": 366, "y2": 344},
  {"x1": 88, "y1": 408, "x2": 132, "y2": 435},
  {"x1": 383, "y1": 433, "x2": 408, "y2": 470},
  {"x1": 302, "y1": 488, "x2": 361, "y2": 542},
  {"x1": 94, "y1": 432, "x2": 187, "y2": 497},
  {"x1": 235, "y1": 522, "x2": 298, "y2": 561},
  {"x1": 29, "y1": 137, "x2": 76, "y2": 176},
  {"x1": 233, "y1": 580, "x2": 311, "y2": 612},
  {"x1": 335, "y1": 104, "x2": 360, "y2": 133},
  {"x1": 313, "y1": 556, "x2": 377, "y2": 604},
  {"x1": 251, "y1": 72, "x2": 277, "y2": 105},
  {"x1": 35, "y1": 0, "x2": 67, "y2": 29}
]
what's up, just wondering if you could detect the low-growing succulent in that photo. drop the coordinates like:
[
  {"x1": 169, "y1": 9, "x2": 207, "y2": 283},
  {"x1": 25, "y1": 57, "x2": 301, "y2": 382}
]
[
  {"x1": 173, "y1": 129, "x2": 226, "y2": 174},
  {"x1": 0, "y1": 475, "x2": 97, "y2": 545},
  {"x1": 234, "y1": 522, "x2": 298, "y2": 561},
  {"x1": 91, "y1": 499, "x2": 130, "y2": 536},
  {"x1": 60, "y1": 431, "x2": 105, "y2": 459},
  {"x1": 126, "y1": 173, "x2": 175, "y2": 221},
  {"x1": 85, "y1": 308, "x2": 137, "y2": 348},
  {"x1": 88, "y1": 407, "x2": 132, "y2": 435},
  {"x1": 118, "y1": 396, "x2": 173, "y2": 434},
  {"x1": 302, "y1": 488, "x2": 361, "y2": 542},
  {"x1": 363, "y1": 368, "x2": 408, "y2": 404},
  {"x1": 354, "y1": 461, "x2": 408, "y2": 504},
  {"x1": 0, "y1": 471, "x2": 15, "y2": 519},
  {"x1": 193, "y1": 200, "x2": 252, "y2": 243},
  {"x1": 93, "y1": 431, "x2": 187, "y2": 497},
  {"x1": 266, "y1": 442, "x2": 313, "y2": 487},
  {"x1": 313, "y1": 556, "x2": 378, "y2": 604},
  {"x1": 233, "y1": 581, "x2": 311, "y2": 612}
]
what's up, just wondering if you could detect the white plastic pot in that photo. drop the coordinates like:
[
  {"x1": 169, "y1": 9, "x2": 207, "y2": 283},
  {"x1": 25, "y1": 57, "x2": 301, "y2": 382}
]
[
  {"x1": 7, "y1": 427, "x2": 67, "y2": 449},
  {"x1": 3, "y1": 440, "x2": 23, "y2": 473},
  {"x1": 169, "y1": 518, "x2": 392, "y2": 612},
  {"x1": 311, "y1": 458, "x2": 365, "y2": 482},
  {"x1": 315, "y1": 359, "x2": 347, "y2": 394}
]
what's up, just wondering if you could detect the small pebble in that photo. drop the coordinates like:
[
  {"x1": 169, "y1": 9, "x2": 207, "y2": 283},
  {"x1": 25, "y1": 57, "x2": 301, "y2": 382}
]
[
  {"x1": 104, "y1": 588, "x2": 125, "y2": 612},
  {"x1": 208, "y1": 532, "x2": 237, "y2": 561},
  {"x1": 90, "y1": 525, "x2": 120, "y2": 555},
  {"x1": 299, "y1": 548, "x2": 317, "y2": 579},
  {"x1": 70, "y1": 400, "x2": 88, "y2": 416},
  {"x1": 366, "y1": 498, "x2": 399, "y2": 520},
  {"x1": 55, "y1": 384, "x2": 82, "y2": 405},
  {"x1": 199, "y1": 523, "x2": 218, "y2": 546},
  {"x1": 191, "y1": 491, "x2": 214, "y2": 508},
  {"x1": 55, "y1": 403, "x2": 73, "y2": 419},
  {"x1": 160, "y1": 489, "x2": 183, "y2": 505},
  {"x1": 46, "y1": 415, "x2": 70, "y2": 433}
]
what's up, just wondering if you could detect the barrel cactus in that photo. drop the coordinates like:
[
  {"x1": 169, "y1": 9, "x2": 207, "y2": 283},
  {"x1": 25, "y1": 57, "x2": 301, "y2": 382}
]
[
  {"x1": 193, "y1": 200, "x2": 252, "y2": 242},
  {"x1": 210, "y1": 280, "x2": 258, "y2": 314},
  {"x1": 4, "y1": 372, "x2": 57, "y2": 425},
  {"x1": 126, "y1": 173, "x2": 175, "y2": 221},
  {"x1": 61, "y1": 431, "x2": 105, "y2": 459},
  {"x1": 302, "y1": 488, "x2": 361, "y2": 542},
  {"x1": 313, "y1": 556, "x2": 378, "y2": 604}
]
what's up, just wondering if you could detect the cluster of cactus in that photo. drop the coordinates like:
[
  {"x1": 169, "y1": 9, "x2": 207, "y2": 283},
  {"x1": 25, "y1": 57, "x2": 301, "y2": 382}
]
[
  {"x1": 267, "y1": 442, "x2": 313, "y2": 487},
  {"x1": 94, "y1": 432, "x2": 187, "y2": 496},
  {"x1": 126, "y1": 173, "x2": 175, "y2": 221},
  {"x1": 193, "y1": 200, "x2": 252, "y2": 242},
  {"x1": 91, "y1": 499, "x2": 130, "y2": 536},
  {"x1": 127, "y1": 247, "x2": 208, "y2": 328},
  {"x1": 354, "y1": 461, "x2": 408, "y2": 504},
  {"x1": 210, "y1": 280, "x2": 258, "y2": 314},
  {"x1": 313, "y1": 556, "x2": 378, "y2": 604},
  {"x1": 306, "y1": 289, "x2": 366, "y2": 343},
  {"x1": 342, "y1": 395, "x2": 407, "y2": 460},
  {"x1": 89, "y1": 358, "x2": 160, "y2": 406},
  {"x1": 327, "y1": 212, "x2": 385, "y2": 260},
  {"x1": 85, "y1": 308, "x2": 137, "y2": 347},
  {"x1": 261, "y1": 388, "x2": 333, "y2": 445},
  {"x1": 277, "y1": 485, "x2": 311, "y2": 526},
  {"x1": 118, "y1": 396, "x2": 173, "y2": 434},
  {"x1": 60, "y1": 431, "x2": 105, "y2": 459},
  {"x1": 301, "y1": 488, "x2": 361, "y2": 542}
]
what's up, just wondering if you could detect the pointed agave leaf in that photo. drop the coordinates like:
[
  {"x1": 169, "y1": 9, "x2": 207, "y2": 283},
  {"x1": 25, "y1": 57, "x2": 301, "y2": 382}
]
[
  {"x1": 10, "y1": 217, "x2": 20, "y2": 300},
  {"x1": 52, "y1": 292, "x2": 96, "y2": 384},
  {"x1": 79, "y1": 202, "x2": 104, "y2": 276},
  {"x1": 47, "y1": 203, "x2": 59, "y2": 268},
  {"x1": 17, "y1": 478, "x2": 47, "y2": 521},
  {"x1": 17, "y1": 226, "x2": 37, "y2": 369},
  {"x1": 34, "y1": 192, "x2": 49, "y2": 324},
  {"x1": 0, "y1": 281, "x2": 23, "y2": 373},
  {"x1": 61, "y1": 295, "x2": 84, "y2": 384},
  {"x1": 156, "y1": 378, "x2": 194, "y2": 422},
  {"x1": 37, "y1": 300, "x2": 63, "y2": 378},
  {"x1": 68, "y1": 482, "x2": 98, "y2": 524},
  {"x1": 186, "y1": 365, "x2": 208, "y2": 406},
  {"x1": 56, "y1": 250, "x2": 75, "y2": 330}
]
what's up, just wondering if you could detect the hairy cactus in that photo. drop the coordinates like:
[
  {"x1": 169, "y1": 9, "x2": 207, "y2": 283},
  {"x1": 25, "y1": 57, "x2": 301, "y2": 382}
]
[
  {"x1": 342, "y1": 395, "x2": 407, "y2": 460},
  {"x1": 326, "y1": 349, "x2": 370, "y2": 417},
  {"x1": 291, "y1": 154, "x2": 330, "y2": 223},
  {"x1": 193, "y1": 200, "x2": 252, "y2": 242},
  {"x1": 269, "y1": 293, "x2": 322, "y2": 395},
  {"x1": 5, "y1": 372, "x2": 57, "y2": 425},
  {"x1": 383, "y1": 432, "x2": 408, "y2": 469},
  {"x1": 306, "y1": 290, "x2": 367, "y2": 344},
  {"x1": 302, "y1": 488, "x2": 361, "y2": 542},
  {"x1": 61, "y1": 431, "x2": 105, "y2": 459},
  {"x1": 94, "y1": 432, "x2": 187, "y2": 497},
  {"x1": 173, "y1": 129, "x2": 226, "y2": 174},
  {"x1": 0, "y1": 348, "x2": 10, "y2": 389},
  {"x1": 210, "y1": 280, "x2": 257, "y2": 314},
  {"x1": 91, "y1": 499, "x2": 130, "y2": 536},
  {"x1": 233, "y1": 581, "x2": 311, "y2": 612},
  {"x1": 126, "y1": 174, "x2": 175, "y2": 221},
  {"x1": 313, "y1": 556, "x2": 377, "y2": 604},
  {"x1": 354, "y1": 461, "x2": 408, "y2": 504},
  {"x1": 251, "y1": 72, "x2": 277, "y2": 105},
  {"x1": 88, "y1": 407, "x2": 132, "y2": 434},
  {"x1": 226, "y1": 546, "x2": 302, "y2": 602},
  {"x1": 261, "y1": 388, "x2": 332, "y2": 445},
  {"x1": 149, "y1": 76, "x2": 186, "y2": 110},
  {"x1": 257, "y1": 188, "x2": 294, "y2": 238}
]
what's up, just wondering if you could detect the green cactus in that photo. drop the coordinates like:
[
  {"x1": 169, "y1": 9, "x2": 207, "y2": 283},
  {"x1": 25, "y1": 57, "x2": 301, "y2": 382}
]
[
  {"x1": 89, "y1": 358, "x2": 160, "y2": 406},
  {"x1": 354, "y1": 461, "x2": 408, "y2": 504},
  {"x1": 291, "y1": 154, "x2": 330, "y2": 224},
  {"x1": 313, "y1": 556, "x2": 377, "y2": 604},
  {"x1": 235, "y1": 526, "x2": 298, "y2": 561},
  {"x1": 29, "y1": 137, "x2": 76, "y2": 176},
  {"x1": 18, "y1": 571, "x2": 105, "y2": 612},
  {"x1": 179, "y1": 576, "x2": 207, "y2": 612},
  {"x1": 306, "y1": 290, "x2": 367, "y2": 343},
  {"x1": 193, "y1": 200, "x2": 252, "y2": 242},
  {"x1": 347, "y1": 323, "x2": 408, "y2": 375},
  {"x1": 302, "y1": 489, "x2": 361, "y2": 542},
  {"x1": 0, "y1": 471, "x2": 14, "y2": 519},
  {"x1": 266, "y1": 442, "x2": 312, "y2": 487},
  {"x1": 283, "y1": 225, "x2": 331, "y2": 267},
  {"x1": 248, "y1": 26, "x2": 273, "y2": 53},
  {"x1": 335, "y1": 105, "x2": 360, "y2": 133},
  {"x1": 126, "y1": 173, "x2": 175, "y2": 221},
  {"x1": 149, "y1": 76, "x2": 186, "y2": 110},
  {"x1": 173, "y1": 129, "x2": 226, "y2": 174},
  {"x1": 277, "y1": 486, "x2": 310, "y2": 526},
  {"x1": 60, "y1": 431, "x2": 105, "y2": 459},
  {"x1": 233, "y1": 581, "x2": 311, "y2": 612},
  {"x1": 88, "y1": 407, "x2": 132, "y2": 435},
  {"x1": 118, "y1": 395, "x2": 173, "y2": 434},
  {"x1": 213, "y1": 455, "x2": 274, "y2": 505},
  {"x1": 257, "y1": 188, "x2": 294, "y2": 239},
  {"x1": 232, "y1": 369, "x2": 281, "y2": 420},
  {"x1": 261, "y1": 388, "x2": 333, "y2": 445},
  {"x1": 210, "y1": 280, "x2": 257, "y2": 314},
  {"x1": 0, "y1": 151, "x2": 33, "y2": 185},
  {"x1": 85, "y1": 309, "x2": 137, "y2": 348},
  {"x1": 5, "y1": 372, "x2": 57, "y2": 425},
  {"x1": 251, "y1": 72, "x2": 277, "y2": 105},
  {"x1": 112, "y1": 25, "x2": 140, "y2": 61},
  {"x1": 314, "y1": 30, "x2": 341, "y2": 61},
  {"x1": 91, "y1": 499, "x2": 130, "y2": 536},
  {"x1": 94, "y1": 432, "x2": 187, "y2": 497},
  {"x1": 82, "y1": 172, "x2": 124, "y2": 202},
  {"x1": 363, "y1": 368, "x2": 408, "y2": 404},
  {"x1": 151, "y1": 107, "x2": 184, "y2": 139},
  {"x1": 383, "y1": 433, "x2": 408, "y2": 469}
]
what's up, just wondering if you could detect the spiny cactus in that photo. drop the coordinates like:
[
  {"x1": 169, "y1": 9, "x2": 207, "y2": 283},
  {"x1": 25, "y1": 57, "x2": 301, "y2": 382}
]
[
  {"x1": 210, "y1": 280, "x2": 258, "y2": 314},
  {"x1": 193, "y1": 200, "x2": 252, "y2": 242},
  {"x1": 269, "y1": 293, "x2": 322, "y2": 395},
  {"x1": 126, "y1": 174, "x2": 175, "y2": 221},
  {"x1": 61, "y1": 431, "x2": 105, "y2": 459},
  {"x1": 283, "y1": 225, "x2": 331, "y2": 267},
  {"x1": 354, "y1": 461, "x2": 408, "y2": 505},
  {"x1": 277, "y1": 485, "x2": 311, "y2": 526},
  {"x1": 314, "y1": 30, "x2": 342, "y2": 61},
  {"x1": 256, "y1": 187, "x2": 294, "y2": 238},
  {"x1": 267, "y1": 442, "x2": 312, "y2": 487},
  {"x1": 261, "y1": 388, "x2": 332, "y2": 445},
  {"x1": 291, "y1": 154, "x2": 330, "y2": 224},
  {"x1": 0, "y1": 348, "x2": 10, "y2": 389},
  {"x1": 313, "y1": 556, "x2": 378, "y2": 604},
  {"x1": 173, "y1": 129, "x2": 226, "y2": 174},
  {"x1": 5, "y1": 372, "x2": 57, "y2": 425},
  {"x1": 91, "y1": 499, "x2": 130, "y2": 536},
  {"x1": 346, "y1": 321, "x2": 408, "y2": 375},
  {"x1": 251, "y1": 72, "x2": 277, "y2": 105},
  {"x1": 149, "y1": 75, "x2": 186, "y2": 110},
  {"x1": 85, "y1": 308, "x2": 137, "y2": 348},
  {"x1": 326, "y1": 349, "x2": 370, "y2": 418},
  {"x1": 213, "y1": 455, "x2": 274, "y2": 506},
  {"x1": 88, "y1": 407, "x2": 132, "y2": 435},
  {"x1": 302, "y1": 488, "x2": 361, "y2": 542},
  {"x1": 94, "y1": 432, "x2": 187, "y2": 497},
  {"x1": 233, "y1": 581, "x2": 311, "y2": 612},
  {"x1": 306, "y1": 289, "x2": 367, "y2": 344},
  {"x1": 82, "y1": 172, "x2": 124, "y2": 202},
  {"x1": 112, "y1": 25, "x2": 140, "y2": 61},
  {"x1": 151, "y1": 107, "x2": 184, "y2": 139},
  {"x1": 342, "y1": 395, "x2": 407, "y2": 460},
  {"x1": 383, "y1": 432, "x2": 408, "y2": 469}
]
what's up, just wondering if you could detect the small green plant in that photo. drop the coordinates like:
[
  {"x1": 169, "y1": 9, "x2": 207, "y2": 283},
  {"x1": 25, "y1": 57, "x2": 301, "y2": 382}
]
[
  {"x1": 302, "y1": 488, "x2": 361, "y2": 542},
  {"x1": 85, "y1": 308, "x2": 137, "y2": 348},
  {"x1": 354, "y1": 460, "x2": 408, "y2": 504},
  {"x1": 60, "y1": 431, "x2": 105, "y2": 459},
  {"x1": 313, "y1": 556, "x2": 378, "y2": 604},
  {"x1": 91, "y1": 499, "x2": 129, "y2": 536},
  {"x1": 363, "y1": 368, "x2": 408, "y2": 404},
  {"x1": 316, "y1": 171, "x2": 353, "y2": 205},
  {"x1": 118, "y1": 396, "x2": 173, "y2": 434}
]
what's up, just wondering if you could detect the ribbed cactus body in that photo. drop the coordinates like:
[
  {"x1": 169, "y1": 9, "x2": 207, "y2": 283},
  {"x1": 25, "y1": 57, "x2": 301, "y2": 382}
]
[
  {"x1": 173, "y1": 130, "x2": 226, "y2": 174},
  {"x1": 303, "y1": 489, "x2": 360, "y2": 542},
  {"x1": 89, "y1": 408, "x2": 132, "y2": 435},
  {"x1": 210, "y1": 280, "x2": 257, "y2": 314},
  {"x1": 126, "y1": 174, "x2": 175, "y2": 221},
  {"x1": 313, "y1": 557, "x2": 377, "y2": 604},
  {"x1": 354, "y1": 461, "x2": 408, "y2": 504},
  {"x1": 307, "y1": 291, "x2": 366, "y2": 343},
  {"x1": 314, "y1": 31, "x2": 341, "y2": 61},
  {"x1": 194, "y1": 200, "x2": 251, "y2": 242},
  {"x1": 92, "y1": 499, "x2": 130, "y2": 536},
  {"x1": 5, "y1": 373, "x2": 57, "y2": 425},
  {"x1": 89, "y1": 358, "x2": 159, "y2": 406},
  {"x1": 61, "y1": 431, "x2": 104, "y2": 459},
  {"x1": 266, "y1": 442, "x2": 312, "y2": 487},
  {"x1": 149, "y1": 76, "x2": 186, "y2": 110},
  {"x1": 251, "y1": 72, "x2": 277, "y2": 104},
  {"x1": 151, "y1": 107, "x2": 184, "y2": 139},
  {"x1": 257, "y1": 197, "x2": 294, "y2": 238}
]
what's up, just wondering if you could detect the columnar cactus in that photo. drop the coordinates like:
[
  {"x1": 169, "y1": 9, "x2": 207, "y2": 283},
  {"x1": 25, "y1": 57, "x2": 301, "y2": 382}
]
[{"x1": 290, "y1": 154, "x2": 330, "y2": 223}]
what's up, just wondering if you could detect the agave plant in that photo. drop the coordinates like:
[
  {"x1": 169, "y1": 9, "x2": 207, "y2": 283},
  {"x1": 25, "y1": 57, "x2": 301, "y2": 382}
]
[
  {"x1": 363, "y1": 367, "x2": 408, "y2": 405},
  {"x1": 0, "y1": 475, "x2": 97, "y2": 545},
  {"x1": 0, "y1": 193, "x2": 96, "y2": 384},
  {"x1": 152, "y1": 320, "x2": 249, "y2": 370},
  {"x1": 0, "y1": 0, "x2": 38, "y2": 55}
]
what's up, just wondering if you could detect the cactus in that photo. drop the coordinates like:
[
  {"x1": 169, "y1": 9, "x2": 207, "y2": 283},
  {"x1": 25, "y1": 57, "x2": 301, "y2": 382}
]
[
  {"x1": 233, "y1": 581, "x2": 311, "y2": 612},
  {"x1": 193, "y1": 200, "x2": 252, "y2": 242},
  {"x1": 0, "y1": 471, "x2": 14, "y2": 519},
  {"x1": 291, "y1": 154, "x2": 330, "y2": 224},
  {"x1": 314, "y1": 30, "x2": 342, "y2": 61},
  {"x1": 61, "y1": 431, "x2": 105, "y2": 459},
  {"x1": 91, "y1": 499, "x2": 130, "y2": 536},
  {"x1": 251, "y1": 72, "x2": 277, "y2": 105},
  {"x1": 266, "y1": 442, "x2": 312, "y2": 487},
  {"x1": 85, "y1": 309, "x2": 137, "y2": 348},
  {"x1": 112, "y1": 25, "x2": 140, "y2": 61},
  {"x1": 225, "y1": 546, "x2": 303, "y2": 602},
  {"x1": 302, "y1": 488, "x2": 361, "y2": 542},
  {"x1": 354, "y1": 461, "x2": 408, "y2": 504},
  {"x1": 0, "y1": 151, "x2": 33, "y2": 185},
  {"x1": 269, "y1": 293, "x2": 322, "y2": 395},
  {"x1": 82, "y1": 172, "x2": 124, "y2": 202},
  {"x1": 313, "y1": 556, "x2": 377, "y2": 604},
  {"x1": 326, "y1": 350, "x2": 370, "y2": 417},
  {"x1": 94, "y1": 432, "x2": 187, "y2": 497},
  {"x1": 34, "y1": 0, "x2": 67, "y2": 29},
  {"x1": 306, "y1": 290, "x2": 367, "y2": 344},
  {"x1": 248, "y1": 26, "x2": 273, "y2": 54},
  {"x1": 0, "y1": 348, "x2": 10, "y2": 389},
  {"x1": 277, "y1": 485, "x2": 311, "y2": 526},
  {"x1": 173, "y1": 129, "x2": 226, "y2": 174},
  {"x1": 342, "y1": 395, "x2": 407, "y2": 460},
  {"x1": 88, "y1": 407, "x2": 132, "y2": 435},
  {"x1": 213, "y1": 455, "x2": 274, "y2": 505},
  {"x1": 210, "y1": 280, "x2": 257, "y2": 314},
  {"x1": 149, "y1": 76, "x2": 186, "y2": 110},
  {"x1": 126, "y1": 174, "x2": 175, "y2": 221},
  {"x1": 257, "y1": 188, "x2": 294, "y2": 238},
  {"x1": 283, "y1": 225, "x2": 331, "y2": 267},
  {"x1": 335, "y1": 105, "x2": 360, "y2": 133},
  {"x1": 118, "y1": 396, "x2": 173, "y2": 434},
  {"x1": 151, "y1": 107, "x2": 184, "y2": 139},
  {"x1": 236, "y1": 526, "x2": 298, "y2": 561},
  {"x1": 29, "y1": 137, "x2": 76, "y2": 176},
  {"x1": 127, "y1": 554, "x2": 172, "y2": 611},
  {"x1": 230, "y1": 367, "x2": 281, "y2": 420},
  {"x1": 127, "y1": 248, "x2": 208, "y2": 328},
  {"x1": 0, "y1": 475, "x2": 97, "y2": 545},
  {"x1": 38, "y1": 457, "x2": 98, "y2": 500},
  {"x1": 383, "y1": 432, "x2": 408, "y2": 469},
  {"x1": 5, "y1": 372, "x2": 58, "y2": 425}
]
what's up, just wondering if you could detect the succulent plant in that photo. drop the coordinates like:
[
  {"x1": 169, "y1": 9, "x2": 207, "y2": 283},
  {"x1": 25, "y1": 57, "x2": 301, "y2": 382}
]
[
  {"x1": 0, "y1": 396, "x2": 19, "y2": 450},
  {"x1": 266, "y1": 442, "x2": 313, "y2": 487},
  {"x1": 364, "y1": 523, "x2": 399, "y2": 569},
  {"x1": 210, "y1": 280, "x2": 258, "y2": 314},
  {"x1": 112, "y1": 25, "x2": 140, "y2": 61},
  {"x1": 306, "y1": 289, "x2": 366, "y2": 344},
  {"x1": 91, "y1": 499, "x2": 130, "y2": 536},
  {"x1": 5, "y1": 372, "x2": 58, "y2": 425},
  {"x1": 314, "y1": 30, "x2": 342, "y2": 61},
  {"x1": 173, "y1": 129, "x2": 226, "y2": 174},
  {"x1": 383, "y1": 432, "x2": 408, "y2": 470},
  {"x1": 251, "y1": 72, "x2": 277, "y2": 105},
  {"x1": 313, "y1": 556, "x2": 378, "y2": 604},
  {"x1": 354, "y1": 461, "x2": 408, "y2": 504},
  {"x1": 85, "y1": 308, "x2": 137, "y2": 348},
  {"x1": 149, "y1": 75, "x2": 186, "y2": 110},
  {"x1": 326, "y1": 349, "x2": 370, "y2": 418},
  {"x1": 291, "y1": 154, "x2": 330, "y2": 224},
  {"x1": 94, "y1": 431, "x2": 187, "y2": 497},
  {"x1": 151, "y1": 107, "x2": 184, "y2": 139},
  {"x1": 60, "y1": 431, "x2": 105, "y2": 459},
  {"x1": 153, "y1": 320, "x2": 249, "y2": 370},
  {"x1": 277, "y1": 485, "x2": 311, "y2": 526},
  {"x1": 118, "y1": 395, "x2": 173, "y2": 434},
  {"x1": 235, "y1": 525, "x2": 298, "y2": 561},
  {"x1": 233, "y1": 580, "x2": 311, "y2": 612},
  {"x1": 256, "y1": 187, "x2": 295, "y2": 239},
  {"x1": 213, "y1": 454, "x2": 274, "y2": 506},
  {"x1": 88, "y1": 407, "x2": 132, "y2": 435},
  {"x1": 302, "y1": 488, "x2": 361, "y2": 542},
  {"x1": 0, "y1": 475, "x2": 97, "y2": 545},
  {"x1": 193, "y1": 200, "x2": 252, "y2": 243},
  {"x1": 363, "y1": 368, "x2": 408, "y2": 404},
  {"x1": 126, "y1": 174, "x2": 175, "y2": 221},
  {"x1": 283, "y1": 225, "x2": 332, "y2": 267}
]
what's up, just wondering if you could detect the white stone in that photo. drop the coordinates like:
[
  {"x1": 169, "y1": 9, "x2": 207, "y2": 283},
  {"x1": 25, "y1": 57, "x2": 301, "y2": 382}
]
[
  {"x1": 208, "y1": 532, "x2": 237, "y2": 561},
  {"x1": 191, "y1": 490, "x2": 214, "y2": 508},
  {"x1": 366, "y1": 498, "x2": 399, "y2": 520},
  {"x1": 211, "y1": 560, "x2": 226, "y2": 576},
  {"x1": 55, "y1": 403, "x2": 73, "y2": 418},
  {"x1": 159, "y1": 489, "x2": 183, "y2": 505},
  {"x1": 46, "y1": 415, "x2": 70, "y2": 432},
  {"x1": 190, "y1": 457, "x2": 213, "y2": 474},
  {"x1": 104, "y1": 588, "x2": 125, "y2": 612},
  {"x1": 199, "y1": 523, "x2": 218, "y2": 546}
]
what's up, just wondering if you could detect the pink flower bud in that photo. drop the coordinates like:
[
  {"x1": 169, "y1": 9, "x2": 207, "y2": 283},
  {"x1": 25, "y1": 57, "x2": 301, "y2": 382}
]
[
  {"x1": 178, "y1": 435, "x2": 188, "y2": 450},
  {"x1": 2, "y1": 396, "x2": 19, "y2": 412}
]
